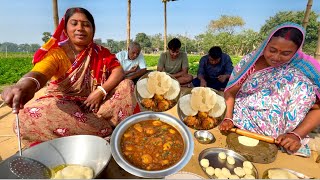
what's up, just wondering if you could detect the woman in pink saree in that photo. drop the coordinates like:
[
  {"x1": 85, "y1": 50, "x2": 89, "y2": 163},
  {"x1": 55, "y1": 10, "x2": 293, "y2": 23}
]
[
  {"x1": 219, "y1": 22, "x2": 320, "y2": 156},
  {"x1": 1, "y1": 7, "x2": 136, "y2": 147}
]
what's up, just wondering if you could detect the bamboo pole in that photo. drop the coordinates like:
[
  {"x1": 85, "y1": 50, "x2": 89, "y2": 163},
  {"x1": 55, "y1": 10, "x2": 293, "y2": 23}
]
[
  {"x1": 126, "y1": 0, "x2": 131, "y2": 50},
  {"x1": 52, "y1": 0, "x2": 59, "y2": 29},
  {"x1": 302, "y1": 0, "x2": 313, "y2": 29},
  {"x1": 163, "y1": 0, "x2": 167, "y2": 52}
]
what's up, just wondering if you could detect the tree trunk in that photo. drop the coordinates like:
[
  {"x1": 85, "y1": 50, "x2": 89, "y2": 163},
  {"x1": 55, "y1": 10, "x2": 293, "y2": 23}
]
[
  {"x1": 163, "y1": 1, "x2": 167, "y2": 52},
  {"x1": 315, "y1": 24, "x2": 320, "y2": 61},
  {"x1": 302, "y1": 0, "x2": 313, "y2": 29},
  {"x1": 126, "y1": 0, "x2": 131, "y2": 50},
  {"x1": 52, "y1": 0, "x2": 59, "y2": 29}
]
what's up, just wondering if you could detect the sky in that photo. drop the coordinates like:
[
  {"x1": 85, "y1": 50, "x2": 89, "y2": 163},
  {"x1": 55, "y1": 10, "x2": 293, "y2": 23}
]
[{"x1": 0, "y1": 0, "x2": 319, "y2": 45}]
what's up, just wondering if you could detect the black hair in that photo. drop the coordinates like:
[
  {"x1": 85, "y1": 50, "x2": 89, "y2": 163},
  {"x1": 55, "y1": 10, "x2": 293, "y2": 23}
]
[
  {"x1": 168, "y1": 38, "x2": 181, "y2": 51},
  {"x1": 64, "y1": 7, "x2": 95, "y2": 35},
  {"x1": 272, "y1": 27, "x2": 303, "y2": 47},
  {"x1": 208, "y1": 46, "x2": 222, "y2": 59}
]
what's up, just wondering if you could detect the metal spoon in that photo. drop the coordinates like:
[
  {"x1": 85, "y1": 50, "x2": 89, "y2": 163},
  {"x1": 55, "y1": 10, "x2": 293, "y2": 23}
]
[{"x1": 9, "y1": 113, "x2": 51, "y2": 179}]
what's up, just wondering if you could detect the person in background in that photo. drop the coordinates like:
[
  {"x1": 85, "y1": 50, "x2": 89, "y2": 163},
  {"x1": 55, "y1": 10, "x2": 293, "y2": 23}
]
[
  {"x1": 116, "y1": 42, "x2": 147, "y2": 84},
  {"x1": 219, "y1": 22, "x2": 320, "y2": 156},
  {"x1": 157, "y1": 38, "x2": 193, "y2": 86},
  {"x1": 1, "y1": 7, "x2": 136, "y2": 147},
  {"x1": 192, "y1": 46, "x2": 233, "y2": 91}
]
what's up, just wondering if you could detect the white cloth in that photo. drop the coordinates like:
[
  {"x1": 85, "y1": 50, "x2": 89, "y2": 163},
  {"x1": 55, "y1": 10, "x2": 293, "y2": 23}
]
[{"x1": 116, "y1": 50, "x2": 147, "y2": 75}]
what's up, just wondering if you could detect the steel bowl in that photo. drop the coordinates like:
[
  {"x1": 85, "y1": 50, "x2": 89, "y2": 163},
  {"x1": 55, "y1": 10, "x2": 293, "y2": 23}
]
[
  {"x1": 194, "y1": 130, "x2": 215, "y2": 144},
  {"x1": 134, "y1": 72, "x2": 181, "y2": 112},
  {"x1": 0, "y1": 135, "x2": 112, "y2": 178},
  {"x1": 110, "y1": 111, "x2": 194, "y2": 178},
  {"x1": 177, "y1": 87, "x2": 226, "y2": 130}
]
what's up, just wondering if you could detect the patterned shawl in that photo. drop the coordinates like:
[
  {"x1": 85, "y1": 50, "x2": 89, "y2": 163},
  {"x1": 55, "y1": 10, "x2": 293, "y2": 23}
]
[{"x1": 225, "y1": 22, "x2": 320, "y2": 99}]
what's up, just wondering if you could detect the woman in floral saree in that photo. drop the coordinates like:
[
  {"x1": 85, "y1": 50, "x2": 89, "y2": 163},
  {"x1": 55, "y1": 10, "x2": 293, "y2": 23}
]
[
  {"x1": 1, "y1": 7, "x2": 136, "y2": 147},
  {"x1": 219, "y1": 22, "x2": 320, "y2": 156}
]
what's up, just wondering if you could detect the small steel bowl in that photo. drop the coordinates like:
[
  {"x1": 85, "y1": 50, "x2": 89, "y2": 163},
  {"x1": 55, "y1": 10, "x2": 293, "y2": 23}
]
[{"x1": 194, "y1": 130, "x2": 215, "y2": 144}]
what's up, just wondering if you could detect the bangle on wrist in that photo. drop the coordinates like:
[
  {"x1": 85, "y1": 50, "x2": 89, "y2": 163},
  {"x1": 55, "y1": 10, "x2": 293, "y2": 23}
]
[
  {"x1": 223, "y1": 117, "x2": 233, "y2": 122},
  {"x1": 287, "y1": 132, "x2": 302, "y2": 142},
  {"x1": 223, "y1": 118, "x2": 234, "y2": 125},
  {"x1": 18, "y1": 77, "x2": 41, "y2": 91},
  {"x1": 97, "y1": 86, "x2": 107, "y2": 99}
]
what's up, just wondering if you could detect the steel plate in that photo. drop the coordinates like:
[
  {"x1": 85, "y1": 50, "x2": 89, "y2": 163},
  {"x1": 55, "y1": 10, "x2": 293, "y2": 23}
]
[{"x1": 198, "y1": 147, "x2": 258, "y2": 179}]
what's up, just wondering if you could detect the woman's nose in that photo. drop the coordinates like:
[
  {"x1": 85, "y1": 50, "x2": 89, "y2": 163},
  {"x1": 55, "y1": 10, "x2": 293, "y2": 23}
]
[{"x1": 274, "y1": 53, "x2": 280, "y2": 61}]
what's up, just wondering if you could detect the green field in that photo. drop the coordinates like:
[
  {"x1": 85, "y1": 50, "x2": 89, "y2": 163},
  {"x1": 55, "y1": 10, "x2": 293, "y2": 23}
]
[{"x1": 0, "y1": 52, "x2": 241, "y2": 88}]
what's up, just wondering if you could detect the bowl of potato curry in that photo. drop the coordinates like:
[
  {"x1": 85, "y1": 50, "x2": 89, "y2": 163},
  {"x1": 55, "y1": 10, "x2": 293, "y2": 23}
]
[{"x1": 110, "y1": 112, "x2": 194, "y2": 178}]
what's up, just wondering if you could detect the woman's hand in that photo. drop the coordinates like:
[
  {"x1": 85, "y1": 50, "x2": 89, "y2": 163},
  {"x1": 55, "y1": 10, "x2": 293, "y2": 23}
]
[
  {"x1": 276, "y1": 133, "x2": 301, "y2": 153},
  {"x1": 219, "y1": 119, "x2": 234, "y2": 131},
  {"x1": 83, "y1": 89, "x2": 105, "y2": 113},
  {"x1": 1, "y1": 82, "x2": 37, "y2": 113}
]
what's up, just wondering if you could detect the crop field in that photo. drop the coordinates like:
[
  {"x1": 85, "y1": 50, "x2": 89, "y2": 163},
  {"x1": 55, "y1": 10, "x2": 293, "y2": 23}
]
[{"x1": 0, "y1": 52, "x2": 241, "y2": 89}]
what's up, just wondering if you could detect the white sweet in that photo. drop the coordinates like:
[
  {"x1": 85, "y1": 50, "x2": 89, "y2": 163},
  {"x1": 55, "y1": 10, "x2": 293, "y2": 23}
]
[
  {"x1": 243, "y1": 174, "x2": 255, "y2": 179},
  {"x1": 214, "y1": 168, "x2": 222, "y2": 178},
  {"x1": 227, "y1": 156, "x2": 235, "y2": 165},
  {"x1": 218, "y1": 152, "x2": 227, "y2": 160},
  {"x1": 200, "y1": 158, "x2": 210, "y2": 168},
  {"x1": 221, "y1": 167, "x2": 231, "y2": 178},
  {"x1": 244, "y1": 167, "x2": 252, "y2": 175},
  {"x1": 229, "y1": 174, "x2": 240, "y2": 179},
  {"x1": 217, "y1": 175, "x2": 228, "y2": 179},
  {"x1": 243, "y1": 161, "x2": 253, "y2": 169},
  {"x1": 205, "y1": 166, "x2": 215, "y2": 176},
  {"x1": 234, "y1": 167, "x2": 246, "y2": 177}
]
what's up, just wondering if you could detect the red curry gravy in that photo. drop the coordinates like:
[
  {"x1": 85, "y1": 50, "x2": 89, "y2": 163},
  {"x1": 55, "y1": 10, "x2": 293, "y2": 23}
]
[{"x1": 120, "y1": 120, "x2": 184, "y2": 170}]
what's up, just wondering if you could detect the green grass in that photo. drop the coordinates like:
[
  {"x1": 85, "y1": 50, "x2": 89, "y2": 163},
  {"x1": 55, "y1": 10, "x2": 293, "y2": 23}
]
[
  {"x1": 0, "y1": 53, "x2": 242, "y2": 86},
  {"x1": 0, "y1": 56, "x2": 33, "y2": 85}
]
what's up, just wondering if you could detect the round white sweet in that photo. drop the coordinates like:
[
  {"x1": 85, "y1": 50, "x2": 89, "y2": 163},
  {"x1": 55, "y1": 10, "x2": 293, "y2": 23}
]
[
  {"x1": 243, "y1": 174, "x2": 255, "y2": 179},
  {"x1": 218, "y1": 152, "x2": 227, "y2": 160},
  {"x1": 221, "y1": 167, "x2": 231, "y2": 178},
  {"x1": 244, "y1": 167, "x2": 252, "y2": 175},
  {"x1": 214, "y1": 168, "x2": 222, "y2": 178},
  {"x1": 217, "y1": 175, "x2": 228, "y2": 179},
  {"x1": 205, "y1": 166, "x2": 215, "y2": 176},
  {"x1": 234, "y1": 167, "x2": 245, "y2": 177},
  {"x1": 229, "y1": 174, "x2": 240, "y2": 179},
  {"x1": 227, "y1": 156, "x2": 235, "y2": 165},
  {"x1": 243, "y1": 161, "x2": 253, "y2": 169},
  {"x1": 200, "y1": 158, "x2": 210, "y2": 168}
]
